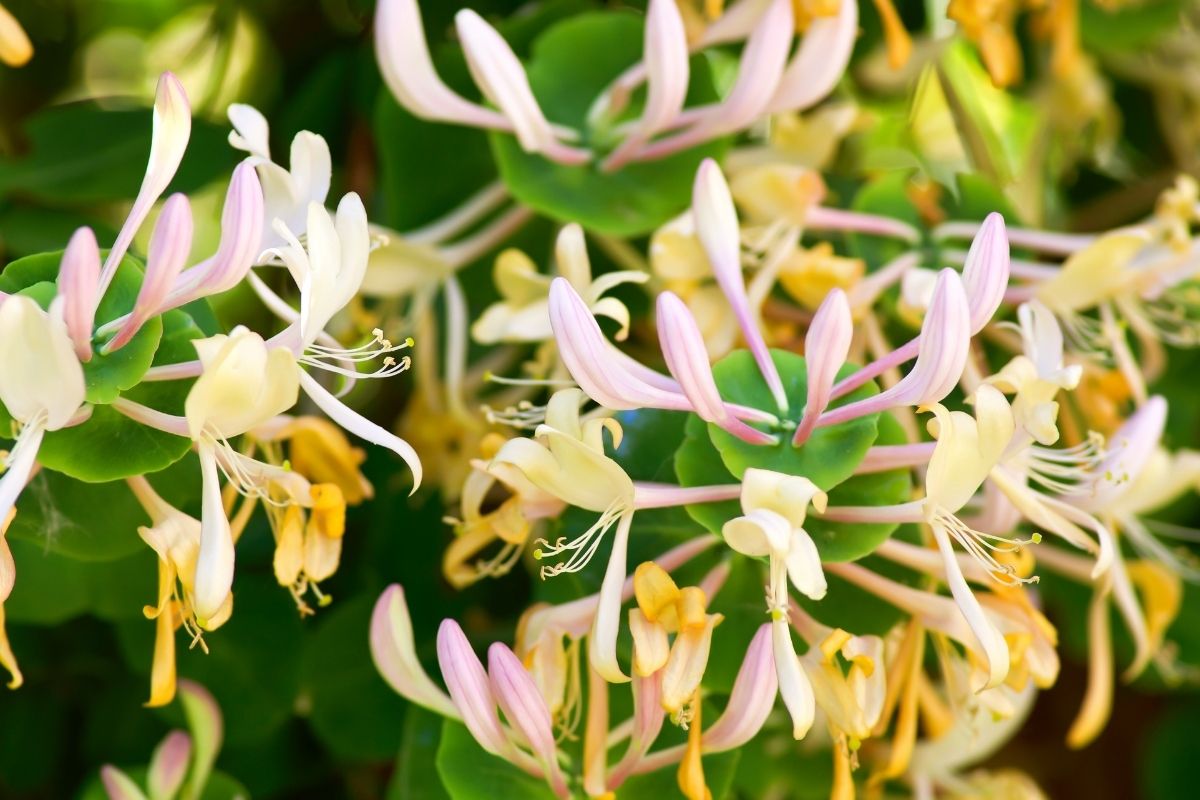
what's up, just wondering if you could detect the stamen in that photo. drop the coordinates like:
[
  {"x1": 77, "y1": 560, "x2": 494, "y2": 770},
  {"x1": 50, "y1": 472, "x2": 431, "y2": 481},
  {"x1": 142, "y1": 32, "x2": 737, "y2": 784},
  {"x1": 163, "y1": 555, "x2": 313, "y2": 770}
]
[
  {"x1": 932, "y1": 507, "x2": 1041, "y2": 587},
  {"x1": 485, "y1": 399, "x2": 549, "y2": 430},
  {"x1": 534, "y1": 500, "x2": 626, "y2": 578},
  {"x1": 300, "y1": 331, "x2": 414, "y2": 379}
]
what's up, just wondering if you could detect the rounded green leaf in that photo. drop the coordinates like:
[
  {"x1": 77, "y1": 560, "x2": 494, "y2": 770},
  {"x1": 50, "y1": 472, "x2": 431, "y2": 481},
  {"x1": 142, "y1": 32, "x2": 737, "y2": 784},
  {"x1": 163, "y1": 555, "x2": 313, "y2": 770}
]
[
  {"x1": 435, "y1": 720, "x2": 559, "y2": 800},
  {"x1": 707, "y1": 350, "x2": 880, "y2": 490},
  {"x1": 490, "y1": 12, "x2": 729, "y2": 237}
]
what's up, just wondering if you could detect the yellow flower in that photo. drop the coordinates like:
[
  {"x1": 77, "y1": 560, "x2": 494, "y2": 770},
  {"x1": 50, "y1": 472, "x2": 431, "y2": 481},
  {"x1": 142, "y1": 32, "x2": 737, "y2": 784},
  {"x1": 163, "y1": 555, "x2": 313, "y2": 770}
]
[
  {"x1": 777, "y1": 242, "x2": 865, "y2": 311},
  {"x1": 0, "y1": 4, "x2": 32, "y2": 67}
]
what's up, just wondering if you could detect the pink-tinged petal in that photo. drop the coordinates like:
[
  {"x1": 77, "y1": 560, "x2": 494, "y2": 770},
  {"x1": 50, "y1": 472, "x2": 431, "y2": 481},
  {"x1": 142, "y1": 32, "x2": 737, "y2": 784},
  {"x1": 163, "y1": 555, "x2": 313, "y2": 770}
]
[
  {"x1": 374, "y1": 0, "x2": 510, "y2": 131},
  {"x1": 692, "y1": 159, "x2": 788, "y2": 412},
  {"x1": 609, "y1": 671, "x2": 666, "y2": 788},
  {"x1": 703, "y1": 623, "x2": 776, "y2": 750},
  {"x1": 104, "y1": 193, "x2": 193, "y2": 354},
  {"x1": 962, "y1": 212, "x2": 1010, "y2": 334},
  {"x1": 56, "y1": 227, "x2": 101, "y2": 361},
  {"x1": 100, "y1": 766, "x2": 148, "y2": 800},
  {"x1": 602, "y1": 0, "x2": 689, "y2": 171},
  {"x1": 455, "y1": 10, "x2": 590, "y2": 165},
  {"x1": 370, "y1": 585, "x2": 460, "y2": 718},
  {"x1": 766, "y1": 0, "x2": 858, "y2": 113},
  {"x1": 632, "y1": 0, "x2": 793, "y2": 161},
  {"x1": 146, "y1": 730, "x2": 190, "y2": 800},
  {"x1": 437, "y1": 620, "x2": 511, "y2": 756},
  {"x1": 488, "y1": 643, "x2": 570, "y2": 798},
  {"x1": 1078, "y1": 395, "x2": 1167, "y2": 513},
  {"x1": 589, "y1": 512, "x2": 633, "y2": 683},
  {"x1": 793, "y1": 289, "x2": 852, "y2": 446},
  {"x1": 99, "y1": 72, "x2": 191, "y2": 298},
  {"x1": 173, "y1": 162, "x2": 264, "y2": 302},
  {"x1": 818, "y1": 269, "x2": 970, "y2": 426},
  {"x1": 298, "y1": 370, "x2": 422, "y2": 493},
  {"x1": 657, "y1": 291, "x2": 775, "y2": 444},
  {"x1": 193, "y1": 441, "x2": 235, "y2": 628},
  {"x1": 176, "y1": 680, "x2": 222, "y2": 799}
]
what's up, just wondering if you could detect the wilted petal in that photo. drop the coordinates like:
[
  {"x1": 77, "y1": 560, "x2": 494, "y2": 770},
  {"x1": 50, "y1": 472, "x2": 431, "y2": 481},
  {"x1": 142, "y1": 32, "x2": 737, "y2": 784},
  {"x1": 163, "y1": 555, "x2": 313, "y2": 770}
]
[{"x1": 693, "y1": 159, "x2": 788, "y2": 411}]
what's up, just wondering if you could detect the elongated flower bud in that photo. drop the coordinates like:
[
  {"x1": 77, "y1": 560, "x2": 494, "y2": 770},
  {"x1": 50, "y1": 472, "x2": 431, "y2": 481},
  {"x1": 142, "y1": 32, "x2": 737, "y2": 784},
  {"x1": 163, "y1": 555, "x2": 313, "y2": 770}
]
[
  {"x1": 962, "y1": 212, "x2": 1011, "y2": 334},
  {"x1": 487, "y1": 643, "x2": 569, "y2": 798},
  {"x1": 794, "y1": 288, "x2": 852, "y2": 445},
  {"x1": 374, "y1": 0, "x2": 509, "y2": 130},
  {"x1": 104, "y1": 193, "x2": 193, "y2": 354},
  {"x1": 602, "y1": 0, "x2": 689, "y2": 171},
  {"x1": 147, "y1": 730, "x2": 191, "y2": 800},
  {"x1": 456, "y1": 10, "x2": 589, "y2": 165},
  {"x1": 56, "y1": 227, "x2": 101, "y2": 362},
  {"x1": 370, "y1": 585, "x2": 459, "y2": 718},
  {"x1": 767, "y1": 0, "x2": 858, "y2": 113},
  {"x1": 437, "y1": 620, "x2": 511, "y2": 756},
  {"x1": 704, "y1": 624, "x2": 776, "y2": 750},
  {"x1": 100, "y1": 72, "x2": 191, "y2": 297},
  {"x1": 657, "y1": 291, "x2": 775, "y2": 444},
  {"x1": 693, "y1": 159, "x2": 788, "y2": 412}
]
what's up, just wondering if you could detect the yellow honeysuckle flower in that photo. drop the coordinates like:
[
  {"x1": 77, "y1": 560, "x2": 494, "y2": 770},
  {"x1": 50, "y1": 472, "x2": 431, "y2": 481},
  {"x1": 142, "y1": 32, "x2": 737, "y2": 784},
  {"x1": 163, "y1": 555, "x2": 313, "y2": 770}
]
[
  {"x1": 1125, "y1": 560, "x2": 1182, "y2": 659},
  {"x1": 947, "y1": 0, "x2": 1023, "y2": 87},
  {"x1": 778, "y1": 242, "x2": 865, "y2": 311},
  {"x1": 729, "y1": 163, "x2": 826, "y2": 228},
  {"x1": 630, "y1": 563, "x2": 723, "y2": 717},
  {"x1": 677, "y1": 688, "x2": 710, "y2": 800},
  {"x1": 261, "y1": 416, "x2": 374, "y2": 505}
]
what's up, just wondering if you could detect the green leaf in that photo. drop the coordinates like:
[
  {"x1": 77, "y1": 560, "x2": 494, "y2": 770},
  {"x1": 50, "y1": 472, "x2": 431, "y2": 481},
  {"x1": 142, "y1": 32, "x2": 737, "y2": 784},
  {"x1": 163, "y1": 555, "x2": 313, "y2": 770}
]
[
  {"x1": 434, "y1": 720, "x2": 559, "y2": 800},
  {"x1": 611, "y1": 407, "x2": 690, "y2": 481},
  {"x1": 0, "y1": 102, "x2": 237, "y2": 205},
  {"x1": 1081, "y1": 0, "x2": 1186, "y2": 52},
  {"x1": 4, "y1": 538, "x2": 156, "y2": 624},
  {"x1": 8, "y1": 455, "x2": 200, "y2": 562},
  {"x1": 387, "y1": 707, "x2": 452, "y2": 800},
  {"x1": 490, "y1": 12, "x2": 729, "y2": 237},
  {"x1": 804, "y1": 413, "x2": 913, "y2": 562},
  {"x1": 706, "y1": 350, "x2": 880, "y2": 490}
]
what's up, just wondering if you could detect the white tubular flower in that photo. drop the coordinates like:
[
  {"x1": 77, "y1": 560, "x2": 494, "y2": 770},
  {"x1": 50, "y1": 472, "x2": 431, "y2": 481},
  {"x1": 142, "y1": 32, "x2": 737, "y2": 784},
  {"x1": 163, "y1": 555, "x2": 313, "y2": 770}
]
[
  {"x1": 0, "y1": 296, "x2": 86, "y2": 525},
  {"x1": 228, "y1": 103, "x2": 332, "y2": 256},
  {"x1": 723, "y1": 469, "x2": 828, "y2": 739},
  {"x1": 988, "y1": 300, "x2": 1082, "y2": 445}
]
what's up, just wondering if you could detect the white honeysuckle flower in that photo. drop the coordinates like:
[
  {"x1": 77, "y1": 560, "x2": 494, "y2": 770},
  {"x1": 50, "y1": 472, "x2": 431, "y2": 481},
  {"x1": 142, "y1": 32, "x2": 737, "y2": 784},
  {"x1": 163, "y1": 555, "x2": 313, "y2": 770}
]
[
  {"x1": 0, "y1": 296, "x2": 87, "y2": 527},
  {"x1": 228, "y1": 103, "x2": 332, "y2": 257},
  {"x1": 988, "y1": 300, "x2": 1082, "y2": 445}
]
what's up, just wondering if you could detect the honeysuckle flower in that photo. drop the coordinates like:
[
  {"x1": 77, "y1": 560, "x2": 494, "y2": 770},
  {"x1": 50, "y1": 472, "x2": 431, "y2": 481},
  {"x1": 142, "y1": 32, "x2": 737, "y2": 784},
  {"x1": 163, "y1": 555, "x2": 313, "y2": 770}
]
[
  {"x1": 987, "y1": 300, "x2": 1082, "y2": 445},
  {"x1": 99, "y1": 72, "x2": 191, "y2": 298},
  {"x1": 473, "y1": 224, "x2": 646, "y2": 345},
  {"x1": 227, "y1": 103, "x2": 331, "y2": 256},
  {"x1": 788, "y1": 605, "x2": 885, "y2": 745},
  {"x1": 185, "y1": 326, "x2": 300, "y2": 624},
  {"x1": 629, "y1": 562, "x2": 724, "y2": 718},
  {"x1": 128, "y1": 475, "x2": 230, "y2": 708},
  {"x1": 0, "y1": 4, "x2": 32, "y2": 67},
  {"x1": 724, "y1": 468, "x2": 827, "y2": 738},
  {"x1": 370, "y1": 585, "x2": 460, "y2": 719},
  {"x1": 444, "y1": 433, "x2": 566, "y2": 589},
  {"x1": 0, "y1": 295, "x2": 87, "y2": 529}
]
